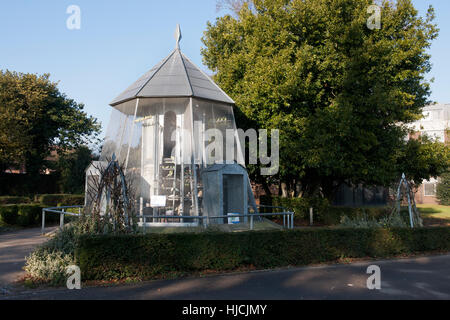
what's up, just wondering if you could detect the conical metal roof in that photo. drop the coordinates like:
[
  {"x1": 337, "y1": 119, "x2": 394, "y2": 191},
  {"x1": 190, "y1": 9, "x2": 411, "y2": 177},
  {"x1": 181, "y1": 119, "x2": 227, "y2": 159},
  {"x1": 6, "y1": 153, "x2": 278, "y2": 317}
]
[{"x1": 110, "y1": 32, "x2": 234, "y2": 106}]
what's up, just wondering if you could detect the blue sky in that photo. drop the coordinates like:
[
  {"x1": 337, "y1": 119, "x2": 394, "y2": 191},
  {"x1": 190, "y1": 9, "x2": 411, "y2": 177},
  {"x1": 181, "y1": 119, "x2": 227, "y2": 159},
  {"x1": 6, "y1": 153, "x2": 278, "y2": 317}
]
[{"x1": 0, "y1": 1, "x2": 449, "y2": 137}]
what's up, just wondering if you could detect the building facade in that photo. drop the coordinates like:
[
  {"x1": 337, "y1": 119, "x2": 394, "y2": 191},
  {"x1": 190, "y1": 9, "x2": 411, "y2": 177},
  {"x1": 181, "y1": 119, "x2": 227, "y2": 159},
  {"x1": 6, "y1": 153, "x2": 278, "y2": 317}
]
[{"x1": 408, "y1": 103, "x2": 449, "y2": 205}]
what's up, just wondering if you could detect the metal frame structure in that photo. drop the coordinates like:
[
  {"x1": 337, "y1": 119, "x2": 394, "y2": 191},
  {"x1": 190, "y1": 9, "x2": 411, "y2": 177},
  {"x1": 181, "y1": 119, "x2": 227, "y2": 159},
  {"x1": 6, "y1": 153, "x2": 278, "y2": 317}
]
[{"x1": 395, "y1": 173, "x2": 422, "y2": 228}]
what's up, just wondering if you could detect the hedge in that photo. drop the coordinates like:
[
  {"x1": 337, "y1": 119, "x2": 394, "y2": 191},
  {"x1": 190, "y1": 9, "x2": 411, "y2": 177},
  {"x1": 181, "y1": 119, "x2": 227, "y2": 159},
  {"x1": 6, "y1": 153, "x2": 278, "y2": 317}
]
[
  {"x1": 0, "y1": 204, "x2": 58, "y2": 227},
  {"x1": 75, "y1": 227, "x2": 450, "y2": 281},
  {"x1": 0, "y1": 194, "x2": 83, "y2": 227},
  {"x1": 260, "y1": 196, "x2": 392, "y2": 225},
  {"x1": 0, "y1": 205, "x2": 19, "y2": 225},
  {"x1": 34, "y1": 194, "x2": 84, "y2": 207},
  {"x1": 0, "y1": 196, "x2": 32, "y2": 205}
]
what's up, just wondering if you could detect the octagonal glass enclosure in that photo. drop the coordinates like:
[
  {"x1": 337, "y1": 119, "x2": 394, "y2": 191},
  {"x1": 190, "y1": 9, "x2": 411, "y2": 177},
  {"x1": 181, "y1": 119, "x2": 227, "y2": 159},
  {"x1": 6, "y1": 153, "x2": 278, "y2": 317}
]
[{"x1": 98, "y1": 40, "x2": 252, "y2": 227}]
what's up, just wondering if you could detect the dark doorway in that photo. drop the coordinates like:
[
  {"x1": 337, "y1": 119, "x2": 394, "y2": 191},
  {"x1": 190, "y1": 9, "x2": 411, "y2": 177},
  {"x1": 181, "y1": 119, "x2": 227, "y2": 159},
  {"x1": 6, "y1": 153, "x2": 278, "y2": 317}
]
[
  {"x1": 163, "y1": 111, "x2": 177, "y2": 159},
  {"x1": 223, "y1": 174, "x2": 244, "y2": 223}
]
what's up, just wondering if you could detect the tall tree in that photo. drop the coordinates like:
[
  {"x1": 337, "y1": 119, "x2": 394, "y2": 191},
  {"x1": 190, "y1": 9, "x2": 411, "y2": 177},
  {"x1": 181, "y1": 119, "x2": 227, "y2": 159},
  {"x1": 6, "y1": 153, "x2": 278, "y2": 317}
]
[
  {"x1": 56, "y1": 145, "x2": 99, "y2": 194},
  {"x1": 0, "y1": 71, "x2": 100, "y2": 176},
  {"x1": 203, "y1": 0, "x2": 448, "y2": 198}
]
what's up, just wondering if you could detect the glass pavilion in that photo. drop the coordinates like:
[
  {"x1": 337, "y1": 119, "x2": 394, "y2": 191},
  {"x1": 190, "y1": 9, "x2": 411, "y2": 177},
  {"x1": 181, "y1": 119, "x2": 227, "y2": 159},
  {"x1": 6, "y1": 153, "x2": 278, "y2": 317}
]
[{"x1": 99, "y1": 26, "x2": 255, "y2": 227}]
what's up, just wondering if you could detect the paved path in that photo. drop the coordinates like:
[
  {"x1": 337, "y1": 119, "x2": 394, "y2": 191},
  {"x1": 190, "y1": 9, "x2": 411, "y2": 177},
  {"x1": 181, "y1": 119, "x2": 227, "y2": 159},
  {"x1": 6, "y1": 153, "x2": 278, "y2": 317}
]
[
  {"x1": 0, "y1": 227, "x2": 55, "y2": 290},
  {"x1": 2, "y1": 254, "x2": 450, "y2": 300}
]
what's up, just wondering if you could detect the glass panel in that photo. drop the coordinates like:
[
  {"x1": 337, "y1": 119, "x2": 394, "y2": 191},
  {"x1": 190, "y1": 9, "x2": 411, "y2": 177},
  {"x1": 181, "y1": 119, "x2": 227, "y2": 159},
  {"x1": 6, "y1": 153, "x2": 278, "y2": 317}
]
[
  {"x1": 98, "y1": 97, "x2": 242, "y2": 225},
  {"x1": 192, "y1": 98, "x2": 241, "y2": 166},
  {"x1": 101, "y1": 109, "x2": 129, "y2": 162}
]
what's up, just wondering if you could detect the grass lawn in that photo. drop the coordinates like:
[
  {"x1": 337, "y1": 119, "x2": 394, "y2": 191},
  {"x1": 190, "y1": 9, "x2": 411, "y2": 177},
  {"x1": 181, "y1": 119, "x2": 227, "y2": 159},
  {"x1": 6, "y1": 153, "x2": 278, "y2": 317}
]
[{"x1": 417, "y1": 205, "x2": 450, "y2": 227}]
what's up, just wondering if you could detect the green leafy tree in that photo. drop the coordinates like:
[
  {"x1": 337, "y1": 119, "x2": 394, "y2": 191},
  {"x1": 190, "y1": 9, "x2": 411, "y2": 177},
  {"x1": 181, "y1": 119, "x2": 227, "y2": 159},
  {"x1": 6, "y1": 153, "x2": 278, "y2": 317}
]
[
  {"x1": 56, "y1": 146, "x2": 99, "y2": 194},
  {"x1": 203, "y1": 0, "x2": 447, "y2": 198},
  {"x1": 437, "y1": 172, "x2": 450, "y2": 206},
  {"x1": 0, "y1": 71, "x2": 100, "y2": 178},
  {"x1": 399, "y1": 135, "x2": 449, "y2": 187}
]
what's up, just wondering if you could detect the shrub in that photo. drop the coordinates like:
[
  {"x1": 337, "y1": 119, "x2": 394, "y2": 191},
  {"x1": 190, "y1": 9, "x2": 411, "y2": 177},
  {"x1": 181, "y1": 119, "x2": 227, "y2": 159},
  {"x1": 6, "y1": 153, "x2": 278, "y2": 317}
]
[
  {"x1": 75, "y1": 227, "x2": 450, "y2": 281},
  {"x1": 25, "y1": 225, "x2": 79, "y2": 286},
  {"x1": 323, "y1": 207, "x2": 392, "y2": 225},
  {"x1": 260, "y1": 196, "x2": 391, "y2": 225},
  {"x1": 0, "y1": 196, "x2": 31, "y2": 205},
  {"x1": 437, "y1": 172, "x2": 450, "y2": 206},
  {"x1": 25, "y1": 250, "x2": 74, "y2": 286},
  {"x1": 35, "y1": 194, "x2": 84, "y2": 207},
  {"x1": 17, "y1": 204, "x2": 44, "y2": 227},
  {"x1": 0, "y1": 205, "x2": 18, "y2": 225},
  {"x1": 0, "y1": 204, "x2": 58, "y2": 227},
  {"x1": 260, "y1": 196, "x2": 329, "y2": 221},
  {"x1": 340, "y1": 213, "x2": 408, "y2": 228}
]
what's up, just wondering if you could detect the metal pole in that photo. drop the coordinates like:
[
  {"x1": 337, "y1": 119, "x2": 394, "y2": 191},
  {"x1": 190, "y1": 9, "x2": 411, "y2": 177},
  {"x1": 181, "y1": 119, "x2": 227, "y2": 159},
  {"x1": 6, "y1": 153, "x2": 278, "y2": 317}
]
[
  {"x1": 60, "y1": 209, "x2": 65, "y2": 230},
  {"x1": 250, "y1": 214, "x2": 254, "y2": 231},
  {"x1": 189, "y1": 98, "x2": 200, "y2": 217},
  {"x1": 310, "y1": 207, "x2": 314, "y2": 226},
  {"x1": 406, "y1": 182, "x2": 414, "y2": 228},
  {"x1": 124, "y1": 99, "x2": 140, "y2": 173},
  {"x1": 180, "y1": 115, "x2": 185, "y2": 218},
  {"x1": 41, "y1": 209, "x2": 45, "y2": 234}
]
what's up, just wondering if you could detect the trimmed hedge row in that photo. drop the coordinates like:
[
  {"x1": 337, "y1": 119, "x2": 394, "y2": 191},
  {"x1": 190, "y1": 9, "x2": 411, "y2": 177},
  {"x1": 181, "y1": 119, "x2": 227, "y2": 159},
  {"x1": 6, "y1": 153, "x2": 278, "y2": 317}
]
[
  {"x1": 0, "y1": 194, "x2": 84, "y2": 227},
  {"x1": 75, "y1": 227, "x2": 450, "y2": 281},
  {"x1": 0, "y1": 194, "x2": 84, "y2": 207},
  {"x1": 34, "y1": 194, "x2": 84, "y2": 207},
  {"x1": 260, "y1": 196, "x2": 392, "y2": 225},
  {"x1": 0, "y1": 196, "x2": 32, "y2": 205},
  {"x1": 0, "y1": 204, "x2": 62, "y2": 227},
  {"x1": 0, "y1": 204, "x2": 43, "y2": 226}
]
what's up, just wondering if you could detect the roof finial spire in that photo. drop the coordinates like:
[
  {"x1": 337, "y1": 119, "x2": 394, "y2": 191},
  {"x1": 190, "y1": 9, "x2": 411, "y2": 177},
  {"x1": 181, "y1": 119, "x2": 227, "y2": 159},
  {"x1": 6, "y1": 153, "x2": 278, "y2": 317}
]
[{"x1": 175, "y1": 24, "x2": 182, "y2": 50}]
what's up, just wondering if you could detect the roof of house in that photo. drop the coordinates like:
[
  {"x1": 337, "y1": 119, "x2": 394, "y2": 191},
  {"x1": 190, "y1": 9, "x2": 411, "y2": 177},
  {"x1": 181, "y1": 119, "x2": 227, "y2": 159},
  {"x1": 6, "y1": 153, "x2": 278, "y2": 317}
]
[{"x1": 110, "y1": 48, "x2": 235, "y2": 106}]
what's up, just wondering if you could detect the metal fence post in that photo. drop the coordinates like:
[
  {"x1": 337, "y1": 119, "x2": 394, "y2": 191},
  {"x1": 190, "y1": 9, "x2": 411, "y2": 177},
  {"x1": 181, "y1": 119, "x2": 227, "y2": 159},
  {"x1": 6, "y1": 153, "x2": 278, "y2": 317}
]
[
  {"x1": 250, "y1": 214, "x2": 254, "y2": 231},
  {"x1": 41, "y1": 209, "x2": 45, "y2": 235},
  {"x1": 60, "y1": 209, "x2": 65, "y2": 230}
]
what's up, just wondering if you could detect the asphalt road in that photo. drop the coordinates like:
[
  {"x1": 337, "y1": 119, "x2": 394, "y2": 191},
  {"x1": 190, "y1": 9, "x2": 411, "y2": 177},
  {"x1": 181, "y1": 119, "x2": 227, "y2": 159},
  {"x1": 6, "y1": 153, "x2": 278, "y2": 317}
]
[
  {"x1": 2, "y1": 254, "x2": 450, "y2": 300},
  {"x1": 0, "y1": 227, "x2": 57, "y2": 290}
]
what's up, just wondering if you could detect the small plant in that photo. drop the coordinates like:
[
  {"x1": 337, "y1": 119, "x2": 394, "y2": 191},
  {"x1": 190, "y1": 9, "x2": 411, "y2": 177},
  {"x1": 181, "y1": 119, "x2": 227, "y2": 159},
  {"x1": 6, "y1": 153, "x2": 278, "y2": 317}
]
[
  {"x1": 24, "y1": 249, "x2": 74, "y2": 286},
  {"x1": 340, "y1": 209, "x2": 408, "y2": 228},
  {"x1": 24, "y1": 223, "x2": 82, "y2": 286}
]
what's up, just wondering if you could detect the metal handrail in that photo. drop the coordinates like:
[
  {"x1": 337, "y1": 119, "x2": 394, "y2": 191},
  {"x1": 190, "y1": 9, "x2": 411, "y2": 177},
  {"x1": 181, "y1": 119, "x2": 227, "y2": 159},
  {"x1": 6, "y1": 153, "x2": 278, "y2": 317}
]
[
  {"x1": 141, "y1": 211, "x2": 295, "y2": 230},
  {"x1": 41, "y1": 206, "x2": 83, "y2": 234},
  {"x1": 249, "y1": 204, "x2": 295, "y2": 230},
  {"x1": 41, "y1": 206, "x2": 294, "y2": 234}
]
